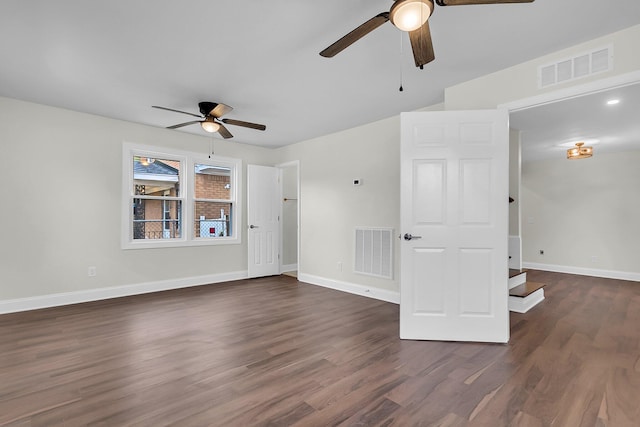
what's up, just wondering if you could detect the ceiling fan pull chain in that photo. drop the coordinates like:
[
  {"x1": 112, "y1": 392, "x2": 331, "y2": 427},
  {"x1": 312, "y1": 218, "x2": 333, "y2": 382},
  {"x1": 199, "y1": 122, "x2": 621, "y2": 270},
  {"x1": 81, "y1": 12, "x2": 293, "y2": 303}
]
[{"x1": 399, "y1": 33, "x2": 404, "y2": 92}]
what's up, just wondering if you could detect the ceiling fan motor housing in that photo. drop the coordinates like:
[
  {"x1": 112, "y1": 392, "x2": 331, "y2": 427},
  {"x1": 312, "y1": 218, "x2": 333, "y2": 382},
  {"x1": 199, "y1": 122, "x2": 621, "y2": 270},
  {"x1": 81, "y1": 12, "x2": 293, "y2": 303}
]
[{"x1": 199, "y1": 102, "x2": 218, "y2": 117}]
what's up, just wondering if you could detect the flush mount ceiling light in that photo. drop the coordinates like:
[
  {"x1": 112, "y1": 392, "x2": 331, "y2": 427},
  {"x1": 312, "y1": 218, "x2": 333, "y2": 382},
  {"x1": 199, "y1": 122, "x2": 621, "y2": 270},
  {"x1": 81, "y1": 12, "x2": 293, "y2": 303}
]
[
  {"x1": 567, "y1": 142, "x2": 593, "y2": 160},
  {"x1": 390, "y1": 0, "x2": 434, "y2": 32},
  {"x1": 200, "y1": 117, "x2": 221, "y2": 133}
]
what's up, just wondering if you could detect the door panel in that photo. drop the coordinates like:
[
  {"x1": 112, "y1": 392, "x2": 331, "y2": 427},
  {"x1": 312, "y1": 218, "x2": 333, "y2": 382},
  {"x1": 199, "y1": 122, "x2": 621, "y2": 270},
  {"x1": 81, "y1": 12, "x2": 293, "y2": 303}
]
[
  {"x1": 248, "y1": 165, "x2": 280, "y2": 278},
  {"x1": 400, "y1": 110, "x2": 509, "y2": 343}
]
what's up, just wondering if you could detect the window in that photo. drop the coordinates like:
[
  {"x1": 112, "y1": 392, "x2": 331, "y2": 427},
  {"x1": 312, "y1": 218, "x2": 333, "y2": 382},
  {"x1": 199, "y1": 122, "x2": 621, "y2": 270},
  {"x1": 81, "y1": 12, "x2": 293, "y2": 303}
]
[
  {"x1": 122, "y1": 143, "x2": 241, "y2": 249},
  {"x1": 194, "y1": 164, "x2": 233, "y2": 238}
]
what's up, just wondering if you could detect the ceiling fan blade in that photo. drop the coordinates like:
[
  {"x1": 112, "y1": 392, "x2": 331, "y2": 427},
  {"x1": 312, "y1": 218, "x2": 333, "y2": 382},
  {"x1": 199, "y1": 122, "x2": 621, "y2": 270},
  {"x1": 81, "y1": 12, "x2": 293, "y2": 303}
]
[
  {"x1": 436, "y1": 0, "x2": 534, "y2": 5},
  {"x1": 409, "y1": 21, "x2": 435, "y2": 68},
  {"x1": 217, "y1": 123, "x2": 234, "y2": 139},
  {"x1": 167, "y1": 120, "x2": 201, "y2": 130},
  {"x1": 199, "y1": 102, "x2": 234, "y2": 118},
  {"x1": 320, "y1": 12, "x2": 390, "y2": 58},
  {"x1": 221, "y1": 118, "x2": 266, "y2": 131},
  {"x1": 152, "y1": 105, "x2": 202, "y2": 118},
  {"x1": 210, "y1": 103, "x2": 233, "y2": 118}
]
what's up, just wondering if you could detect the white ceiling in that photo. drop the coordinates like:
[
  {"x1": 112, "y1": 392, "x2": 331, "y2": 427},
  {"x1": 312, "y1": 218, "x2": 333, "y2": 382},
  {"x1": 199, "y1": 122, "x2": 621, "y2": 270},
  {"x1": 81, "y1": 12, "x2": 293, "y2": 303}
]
[
  {"x1": 1, "y1": 0, "x2": 639, "y2": 149},
  {"x1": 511, "y1": 82, "x2": 640, "y2": 162}
]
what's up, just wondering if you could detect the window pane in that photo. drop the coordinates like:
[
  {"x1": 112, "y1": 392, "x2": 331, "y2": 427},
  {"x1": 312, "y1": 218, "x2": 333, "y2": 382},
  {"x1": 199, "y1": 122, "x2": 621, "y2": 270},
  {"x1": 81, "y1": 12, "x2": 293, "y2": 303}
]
[
  {"x1": 194, "y1": 164, "x2": 231, "y2": 200},
  {"x1": 195, "y1": 202, "x2": 232, "y2": 238},
  {"x1": 133, "y1": 157, "x2": 181, "y2": 197},
  {"x1": 133, "y1": 199, "x2": 182, "y2": 240}
]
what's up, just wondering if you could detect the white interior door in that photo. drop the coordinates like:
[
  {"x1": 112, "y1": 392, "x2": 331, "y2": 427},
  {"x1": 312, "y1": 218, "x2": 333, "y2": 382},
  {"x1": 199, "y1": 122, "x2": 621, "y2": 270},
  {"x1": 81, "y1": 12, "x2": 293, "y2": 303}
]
[
  {"x1": 248, "y1": 165, "x2": 280, "y2": 278},
  {"x1": 400, "y1": 110, "x2": 509, "y2": 343}
]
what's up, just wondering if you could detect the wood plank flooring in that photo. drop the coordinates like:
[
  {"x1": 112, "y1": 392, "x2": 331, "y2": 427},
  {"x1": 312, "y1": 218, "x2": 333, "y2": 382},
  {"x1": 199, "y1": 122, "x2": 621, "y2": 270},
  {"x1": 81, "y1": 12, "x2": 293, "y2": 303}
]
[{"x1": 1, "y1": 270, "x2": 639, "y2": 426}]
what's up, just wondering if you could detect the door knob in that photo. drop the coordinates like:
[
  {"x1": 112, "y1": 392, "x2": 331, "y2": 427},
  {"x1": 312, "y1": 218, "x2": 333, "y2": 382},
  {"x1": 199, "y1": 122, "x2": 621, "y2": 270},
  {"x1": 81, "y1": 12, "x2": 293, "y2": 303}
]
[
  {"x1": 403, "y1": 233, "x2": 422, "y2": 241},
  {"x1": 249, "y1": 224, "x2": 259, "y2": 229}
]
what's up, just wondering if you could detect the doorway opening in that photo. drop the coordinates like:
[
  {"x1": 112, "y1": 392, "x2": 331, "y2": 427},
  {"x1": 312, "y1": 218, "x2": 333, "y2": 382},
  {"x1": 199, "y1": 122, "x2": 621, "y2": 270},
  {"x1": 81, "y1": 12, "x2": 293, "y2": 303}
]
[{"x1": 278, "y1": 161, "x2": 300, "y2": 278}]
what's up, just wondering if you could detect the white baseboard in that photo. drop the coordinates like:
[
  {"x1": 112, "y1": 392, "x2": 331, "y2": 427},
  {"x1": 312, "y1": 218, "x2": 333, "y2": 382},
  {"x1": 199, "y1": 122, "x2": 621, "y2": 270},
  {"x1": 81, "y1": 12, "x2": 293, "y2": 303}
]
[
  {"x1": 0, "y1": 271, "x2": 248, "y2": 315},
  {"x1": 509, "y1": 289, "x2": 545, "y2": 313},
  {"x1": 522, "y1": 262, "x2": 640, "y2": 282},
  {"x1": 281, "y1": 263, "x2": 297, "y2": 273},
  {"x1": 298, "y1": 273, "x2": 400, "y2": 304}
]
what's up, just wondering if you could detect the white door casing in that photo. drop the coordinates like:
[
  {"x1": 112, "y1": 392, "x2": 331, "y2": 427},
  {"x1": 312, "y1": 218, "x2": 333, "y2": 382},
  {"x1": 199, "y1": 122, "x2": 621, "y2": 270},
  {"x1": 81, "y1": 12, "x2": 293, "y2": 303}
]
[
  {"x1": 400, "y1": 110, "x2": 510, "y2": 343},
  {"x1": 248, "y1": 165, "x2": 280, "y2": 278}
]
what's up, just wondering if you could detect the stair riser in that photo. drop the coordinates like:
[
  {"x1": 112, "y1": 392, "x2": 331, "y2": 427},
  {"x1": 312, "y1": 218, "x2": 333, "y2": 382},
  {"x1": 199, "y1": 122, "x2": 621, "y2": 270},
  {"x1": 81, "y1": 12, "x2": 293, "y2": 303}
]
[
  {"x1": 509, "y1": 272, "x2": 527, "y2": 289},
  {"x1": 509, "y1": 288, "x2": 544, "y2": 313}
]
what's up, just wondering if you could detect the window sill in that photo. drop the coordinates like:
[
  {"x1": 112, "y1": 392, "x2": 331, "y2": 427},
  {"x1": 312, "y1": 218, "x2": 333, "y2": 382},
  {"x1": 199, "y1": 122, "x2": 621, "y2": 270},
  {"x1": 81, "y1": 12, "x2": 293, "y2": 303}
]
[{"x1": 122, "y1": 237, "x2": 241, "y2": 250}]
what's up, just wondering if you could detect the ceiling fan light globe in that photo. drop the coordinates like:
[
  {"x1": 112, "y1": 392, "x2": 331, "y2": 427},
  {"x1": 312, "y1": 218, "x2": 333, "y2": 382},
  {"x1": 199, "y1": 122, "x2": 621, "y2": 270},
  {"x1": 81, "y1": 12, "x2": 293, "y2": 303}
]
[
  {"x1": 390, "y1": 0, "x2": 433, "y2": 32},
  {"x1": 201, "y1": 120, "x2": 220, "y2": 133}
]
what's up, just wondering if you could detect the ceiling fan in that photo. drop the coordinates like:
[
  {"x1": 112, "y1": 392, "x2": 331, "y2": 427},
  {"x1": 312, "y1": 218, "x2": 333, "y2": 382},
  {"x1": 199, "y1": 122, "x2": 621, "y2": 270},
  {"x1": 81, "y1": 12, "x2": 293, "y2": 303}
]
[
  {"x1": 152, "y1": 102, "x2": 266, "y2": 139},
  {"x1": 320, "y1": 0, "x2": 535, "y2": 68}
]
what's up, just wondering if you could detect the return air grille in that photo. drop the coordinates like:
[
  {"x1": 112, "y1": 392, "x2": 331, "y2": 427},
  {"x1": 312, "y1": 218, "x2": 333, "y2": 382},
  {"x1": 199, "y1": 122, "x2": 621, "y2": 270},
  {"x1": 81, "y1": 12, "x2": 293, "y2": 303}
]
[
  {"x1": 354, "y1": 227, "x2": 393, "y2": 279},
  {"x1": 538, "y1": 46, "x2": 612, "y2": 89}
]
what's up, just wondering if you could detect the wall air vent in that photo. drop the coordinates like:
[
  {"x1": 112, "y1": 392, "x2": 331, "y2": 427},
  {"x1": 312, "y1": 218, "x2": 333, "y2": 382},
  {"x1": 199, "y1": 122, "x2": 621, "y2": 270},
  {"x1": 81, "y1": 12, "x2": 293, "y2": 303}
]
[
  {"x1": 354, "y1": 227, "x2": 393, "y2": 279},
  {"x1": 538, "y1": 45, "x2": 612, "y2": 89}
]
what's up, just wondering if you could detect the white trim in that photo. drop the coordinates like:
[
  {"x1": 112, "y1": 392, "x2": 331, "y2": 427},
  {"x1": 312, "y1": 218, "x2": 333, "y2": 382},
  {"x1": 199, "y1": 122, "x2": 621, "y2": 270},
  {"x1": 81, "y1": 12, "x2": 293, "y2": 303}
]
[
  {"x1": 0, "y1": 271, "x2": 248, "y2": 315},
  {"x1": 281, "y1": 263, "x2": 297, "y2": 273},
  {"x1": 298, "y1": 273, "x2": 400, "y2": 304},
  {"x1": 508, "y1": 289, "x2": 545, "y2": 314},
  {"x1": 499, "y1": 70, "x2": 640, "y2": 113},
  {"x1": 522, "y1": 262, "x2": 640, "y2": 282}
]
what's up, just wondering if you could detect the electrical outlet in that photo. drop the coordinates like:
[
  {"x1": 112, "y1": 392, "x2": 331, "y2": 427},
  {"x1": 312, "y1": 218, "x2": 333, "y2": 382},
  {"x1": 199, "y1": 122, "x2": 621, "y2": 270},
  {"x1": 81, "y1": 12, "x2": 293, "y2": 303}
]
[
  {"x1": 337, "y1": 261, "x2": 343, "y2": 272},
  {"x1": 539, "y1": 250, "x2": 544, "y2": 255},
  {"x1": 88, "y1": 266, "x2": 97, "y2": 277},
  {"x1": 591, "y1": 255, "x2": 598, "y2": 263}
]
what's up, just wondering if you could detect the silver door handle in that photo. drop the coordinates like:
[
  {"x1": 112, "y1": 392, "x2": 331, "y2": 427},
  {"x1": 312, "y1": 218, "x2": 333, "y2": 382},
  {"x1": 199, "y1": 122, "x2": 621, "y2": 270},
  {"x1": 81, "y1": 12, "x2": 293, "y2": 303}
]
[
  {"x1": 249, "y1": 224, "x2": 259, "y2": 229},
  {"x1": 403, "y1": 233, "x2": 422, "y2": 241}
]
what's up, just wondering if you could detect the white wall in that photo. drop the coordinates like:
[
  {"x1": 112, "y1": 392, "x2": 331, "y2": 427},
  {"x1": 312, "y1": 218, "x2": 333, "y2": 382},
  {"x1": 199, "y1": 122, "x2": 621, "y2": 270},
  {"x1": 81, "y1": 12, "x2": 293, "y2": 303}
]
[
  {"x1": 0, "y1": 96, "x2": 276, "y2": 302},
  {"x1": 509, "y1": 129, "x2": 521, "y2": 236},
  {"x1": 445, "y1": 25, "x2": 640, "y2": 110},
  {"x1": 521, "y1": 151, "x2": 640, "y2": 277},
  {"x1": 277, "y1": 115, "x2": 402, "y2": 293}
]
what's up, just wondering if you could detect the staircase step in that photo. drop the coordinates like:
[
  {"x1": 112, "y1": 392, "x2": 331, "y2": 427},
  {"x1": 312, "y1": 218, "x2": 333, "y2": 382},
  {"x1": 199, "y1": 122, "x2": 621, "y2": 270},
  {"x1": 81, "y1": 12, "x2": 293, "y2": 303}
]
[
  {"x1": 509, "y1": 281, "x2": 546, "y2": 298},
  {"x1": 509, "y1": 269, "x2": 528, "y2": 279},
  {"x1": 508, "y1": 269, "x2": 527, "y2": 289}
]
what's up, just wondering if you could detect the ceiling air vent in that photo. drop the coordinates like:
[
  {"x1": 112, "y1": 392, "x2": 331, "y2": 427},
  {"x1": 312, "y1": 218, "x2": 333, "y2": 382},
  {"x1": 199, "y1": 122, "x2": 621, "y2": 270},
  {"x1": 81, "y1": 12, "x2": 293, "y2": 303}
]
[{"x1": 538, "y1": 45, "x2": 612, "y2": 89}]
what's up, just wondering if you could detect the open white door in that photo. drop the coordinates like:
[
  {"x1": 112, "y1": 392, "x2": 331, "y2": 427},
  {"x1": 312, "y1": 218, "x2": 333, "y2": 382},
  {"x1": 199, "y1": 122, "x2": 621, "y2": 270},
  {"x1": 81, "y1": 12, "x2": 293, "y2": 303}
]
[
  {"x1": 400, "y1": 110, "x2": 509, "y2": 343},
  {"x1": 248, "y1": 165, "x2": 280, "y2": 278}
]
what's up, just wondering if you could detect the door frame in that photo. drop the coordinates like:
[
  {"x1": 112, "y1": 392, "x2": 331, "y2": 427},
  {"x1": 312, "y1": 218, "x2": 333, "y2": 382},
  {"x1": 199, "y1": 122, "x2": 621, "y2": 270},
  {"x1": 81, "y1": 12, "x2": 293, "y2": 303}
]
[{"x1": 276, "y1": 160, "x2": 300, "y2": 275}]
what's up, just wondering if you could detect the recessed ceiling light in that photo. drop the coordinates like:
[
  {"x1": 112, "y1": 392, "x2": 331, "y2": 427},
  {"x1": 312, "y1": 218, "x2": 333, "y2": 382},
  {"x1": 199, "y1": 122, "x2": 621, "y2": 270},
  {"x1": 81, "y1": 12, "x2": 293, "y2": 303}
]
[{"x1": 607, "y1": 99, "x2": 620, "y2": 105}]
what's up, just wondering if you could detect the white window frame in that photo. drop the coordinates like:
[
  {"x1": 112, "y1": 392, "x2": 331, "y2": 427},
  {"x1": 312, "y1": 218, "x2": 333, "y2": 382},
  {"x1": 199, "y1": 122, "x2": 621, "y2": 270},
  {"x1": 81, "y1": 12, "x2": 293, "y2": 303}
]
[{"x1": 122, "y1": 142, "x2": 242, "y2": 249}]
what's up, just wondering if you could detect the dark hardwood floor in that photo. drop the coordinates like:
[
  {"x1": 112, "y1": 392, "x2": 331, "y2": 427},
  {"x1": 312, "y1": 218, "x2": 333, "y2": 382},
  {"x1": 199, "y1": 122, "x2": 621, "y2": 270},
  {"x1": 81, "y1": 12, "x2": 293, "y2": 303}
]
[{"x1": 1, "y1": 270, "x2": 639, "y2": 426}]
